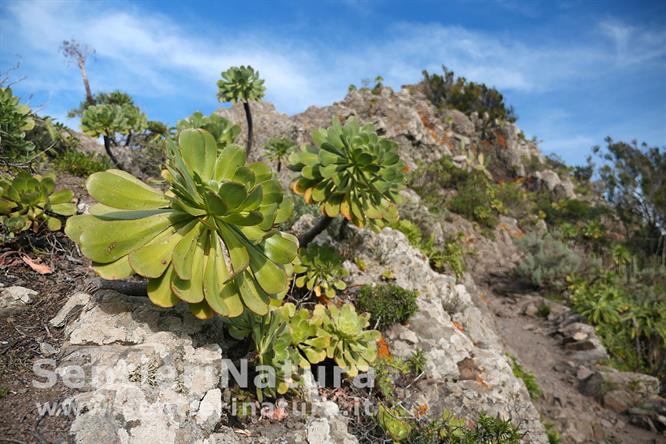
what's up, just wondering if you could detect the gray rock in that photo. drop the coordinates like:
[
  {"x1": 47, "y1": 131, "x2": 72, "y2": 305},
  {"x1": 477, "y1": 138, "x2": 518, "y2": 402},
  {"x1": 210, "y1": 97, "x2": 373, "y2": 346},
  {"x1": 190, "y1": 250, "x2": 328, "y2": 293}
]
[
  {"x1": 576, "y1": 366, "x2": 593, "y2": 381},
  {"x1": 554, "y1": 319, "x2": 608, "y2": 364},
  {"x1": 603, "y1": 390, "x2": 633, "y2": 413},
  {"x1": 306, "y1": 418, "x2": 331, "y2": 444},
  {"x1": 50, "y1": 292, "x2": 91, "y2": 327},
  {"x1": 442, "y1": 109, "x2": 475, "y2": 136},
  {"x1": 580, "y1": 366, "x2": 662, "y2": 420},
  {"x1": 523, "y1": 302, "x2": 539, "y2": 317},
  {"x1": 39, "y1": 342, "x2": 58, "y2": 357},
  {"x1": 533, "y1": 169, "x2": 576, "y2": 199},
  {"x1": 398, "y1": 328, "x2": 419, "y2": 344},
  {"x1": 62, "y1": 291, "x2": 231, "y2": 443},
  {"x1": 196, "y1": 389, "x2": 222, "y2": 432},
  {"x1": 0, "y1": 286, "x2": 37, "y2": 310}
]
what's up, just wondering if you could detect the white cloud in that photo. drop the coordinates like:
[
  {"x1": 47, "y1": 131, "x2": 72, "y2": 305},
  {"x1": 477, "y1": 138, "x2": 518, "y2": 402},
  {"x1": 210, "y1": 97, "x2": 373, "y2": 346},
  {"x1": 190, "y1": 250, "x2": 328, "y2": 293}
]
[{"x1": 598, "y1": 19, "x2": 666, "y2": 66}]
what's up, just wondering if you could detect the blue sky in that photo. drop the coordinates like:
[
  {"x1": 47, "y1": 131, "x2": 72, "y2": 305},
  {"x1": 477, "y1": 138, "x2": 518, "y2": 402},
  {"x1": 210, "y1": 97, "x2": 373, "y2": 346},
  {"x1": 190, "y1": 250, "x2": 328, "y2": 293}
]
[{"x1": 1, "y1": 0, "x2": 664, "y2": 165}]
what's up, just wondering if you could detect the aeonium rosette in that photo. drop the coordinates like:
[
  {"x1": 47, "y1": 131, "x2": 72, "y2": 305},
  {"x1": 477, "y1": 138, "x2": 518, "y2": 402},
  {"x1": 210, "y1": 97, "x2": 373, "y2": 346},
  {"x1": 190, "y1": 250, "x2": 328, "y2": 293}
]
[{"x1": 66, "y1": 128, "x2": 298, "y2": 319}]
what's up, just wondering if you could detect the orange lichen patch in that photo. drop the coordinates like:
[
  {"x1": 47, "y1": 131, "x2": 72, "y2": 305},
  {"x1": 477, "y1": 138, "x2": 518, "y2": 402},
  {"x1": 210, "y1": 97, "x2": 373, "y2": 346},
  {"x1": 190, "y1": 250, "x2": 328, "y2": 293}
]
[
  {"x1": 416, "y1": 107, "x2": 449, "y2": 146},
  {"x1": 495, "y1": 130, "x2": 507, "y2": 148},
  {"x1": 377, "y1": 337, "x2": 391, "y2": 359},
  {"x1": 478, "y1": 292, "x2": 490, "y2": 305},
  {"x1": 452, "y1": 321, "x2": 465, "y2": 333},
  {"x1": 414, "y1": 403, "x2": 429, "y2": 419},
  {"x1": 475, "y1": 374, "x2": 490, "y2": 389}
]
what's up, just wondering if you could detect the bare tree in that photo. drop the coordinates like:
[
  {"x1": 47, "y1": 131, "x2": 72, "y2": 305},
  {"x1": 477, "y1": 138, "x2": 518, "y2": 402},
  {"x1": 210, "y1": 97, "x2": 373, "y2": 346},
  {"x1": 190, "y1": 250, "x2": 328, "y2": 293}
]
[
  {"x1": 0, "y1": 61, "x2": 27, "y2": 88},
  {"x1": 61, "y1": 39, "x2": 95, "y2": 106}
]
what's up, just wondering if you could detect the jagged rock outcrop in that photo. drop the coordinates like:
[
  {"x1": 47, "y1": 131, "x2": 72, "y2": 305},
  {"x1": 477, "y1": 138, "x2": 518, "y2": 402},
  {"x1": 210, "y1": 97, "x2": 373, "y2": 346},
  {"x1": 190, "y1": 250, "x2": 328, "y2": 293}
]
[
  {"x1": 295, "y1": 219, "x2": 549, "y2": 443},
  {"x1": 217, "y1": 86, "x2": 561, "y2": 186}
]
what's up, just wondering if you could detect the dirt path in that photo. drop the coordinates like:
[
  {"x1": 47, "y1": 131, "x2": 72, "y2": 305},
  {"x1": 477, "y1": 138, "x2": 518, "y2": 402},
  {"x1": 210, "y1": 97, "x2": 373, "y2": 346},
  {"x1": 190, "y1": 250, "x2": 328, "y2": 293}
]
[{"x1": 484, "y1": 287, "x2": 663, "y2": 444}]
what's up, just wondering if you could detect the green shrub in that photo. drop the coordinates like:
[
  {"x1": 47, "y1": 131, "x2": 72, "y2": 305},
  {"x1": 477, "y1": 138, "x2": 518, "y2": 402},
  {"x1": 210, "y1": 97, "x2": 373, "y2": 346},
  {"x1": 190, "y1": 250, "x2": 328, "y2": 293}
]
[
  {"x1": 538, "y1": 197, "x2": 606, "y2": 227},
  {"x1": 410, "y1": 156, "x2": 501, "y2": 228},
  {"x1": 391, "y1": 219, "x2": 467, "y2": 281},
  {"x1": 494, "y1": 180, "x2": 539, "y2": 225},
  {"x1": 407, "y1": 348, "x2": 427, "y2": 375},
  {"x1": 226, "y1": 301, "x2": 379, "y2": 399},
  {"x1": 515, "y1": 233, "x2": 582, "y2": 289},
  {"x1": 26, "y1": 117, "x2": 81, "y2": 157},
  {"x1": 53, "y1": 149, "x2": 112, "y2": 177},
  {"x1": 355, "y1": 284, "x2": 418, "y2": 330},
  {"x1": 405, "y1": 410, "x2": 523, "y2": 444},
  {"x1": 226, "y1": 303, "x2": 326, "y2": 400},
  {"x1": 421, "y1": 66, "x2": 517, "y2": 122},
  {"x1": 217, "y1": 65, "x2": 266, "y2": 104},
  {"x1": 80, "y1": 99, "x2": 148, "y2": 168},
  {"x1": 449, "y1": 178, "x2": 500, "y2": 228},
  {"x1": 317, "y1": 303, "x2": 381, "y2": 377},
  {"x1": 217, "y1": 65, "x2": 265, "y2": 154},
  {"x1": 544, "y1": 422, "x2": 561, "y2": 444},
  {"x1": 293, "y1": 243, "x2": 348, "y2": 299},
  {"x1": 423, "y1": 235, "x2": 466, "y2": 281},
  {"x1": 568, "y1": 273, "x2": 666, "y2": 377},
  {"x1": 176, "y1": 111, "x2": 240, "y2": 147},
  {"x1": 536, "y1": 302, "x2": 551, "y2": 318},
  {"x1": 0, "y1": 87, "x2": 35, "y2": 161},
  {"x1": 508, "y1": 354, "x2": 543, "y2": 399}
]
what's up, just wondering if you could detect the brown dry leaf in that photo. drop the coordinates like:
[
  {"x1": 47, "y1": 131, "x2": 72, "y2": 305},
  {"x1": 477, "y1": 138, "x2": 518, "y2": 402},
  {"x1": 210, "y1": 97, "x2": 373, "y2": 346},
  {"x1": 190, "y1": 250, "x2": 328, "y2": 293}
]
[
  {"x1": 0, "y1": 251, "x2": 19, "y2": 267},
  {"x1": 21, "y1": 255, "x2": 53, "y2": 274},
  {"x1": 452, "y1": 321, "x2": 465, "y2": 332}
]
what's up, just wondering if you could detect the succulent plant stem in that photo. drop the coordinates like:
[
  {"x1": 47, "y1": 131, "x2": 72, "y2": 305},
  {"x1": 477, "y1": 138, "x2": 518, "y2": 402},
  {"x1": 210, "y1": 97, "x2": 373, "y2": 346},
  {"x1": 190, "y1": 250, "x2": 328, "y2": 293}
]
[
  {"x1": 298, "y1": 215, "x2": 334, "y2": 248},
  {"x1": 94, "y1": 278, "x2": 147, "y2": 296},
  {"x1": 243, "y1": 101, "x2": 253, "y2": 155},
  {"x1": 103, "y1": 135, "x2": 123, "y2": 169}
]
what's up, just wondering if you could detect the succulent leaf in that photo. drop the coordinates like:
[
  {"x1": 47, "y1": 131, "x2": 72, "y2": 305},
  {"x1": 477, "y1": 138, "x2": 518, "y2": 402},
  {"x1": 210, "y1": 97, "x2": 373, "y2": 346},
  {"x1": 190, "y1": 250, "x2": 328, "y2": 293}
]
[{"x1": 66, "y1": 127, "x2": 297, "y2": 317}]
